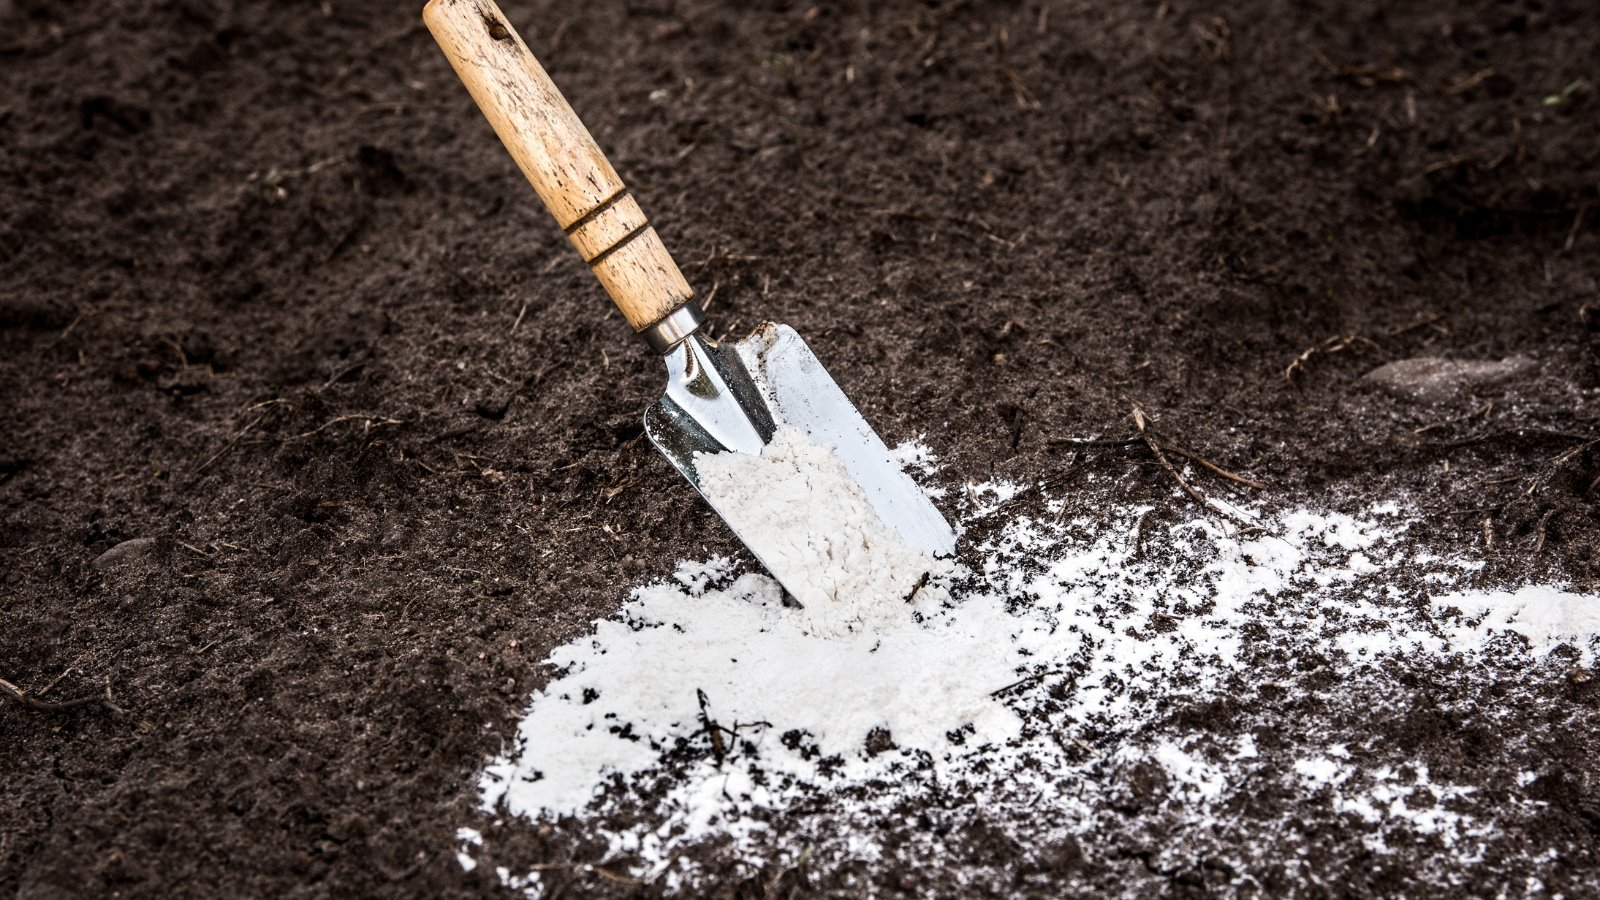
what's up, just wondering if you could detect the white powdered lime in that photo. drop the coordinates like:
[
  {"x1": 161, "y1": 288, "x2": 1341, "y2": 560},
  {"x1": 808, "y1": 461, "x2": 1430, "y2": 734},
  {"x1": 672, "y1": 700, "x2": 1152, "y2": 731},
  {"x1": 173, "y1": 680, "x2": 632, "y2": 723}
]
[
  {"x1": 691, "y1": 426, "x2": 945, "y2": 637},
  {"x1": 1433, "y1": 585, "x2": 1600, "y2": 661},
  {"x1": 459, "y1": 441, "x2": 1599, "y2": 894}
]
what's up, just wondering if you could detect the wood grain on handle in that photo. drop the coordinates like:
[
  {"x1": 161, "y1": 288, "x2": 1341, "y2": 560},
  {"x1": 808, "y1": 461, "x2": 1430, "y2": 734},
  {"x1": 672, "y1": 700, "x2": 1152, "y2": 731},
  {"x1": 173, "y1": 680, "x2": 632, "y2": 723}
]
[{"x1": 423, "y1": 0, "x2": 693, "y2": 332}]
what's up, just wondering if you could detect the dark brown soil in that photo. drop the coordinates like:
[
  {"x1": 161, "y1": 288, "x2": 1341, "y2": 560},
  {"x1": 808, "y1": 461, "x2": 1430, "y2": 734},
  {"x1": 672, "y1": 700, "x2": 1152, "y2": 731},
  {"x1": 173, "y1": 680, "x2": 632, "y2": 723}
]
[{"x1": 2, "y1": 0, "x2": 1597, "y2": 896}]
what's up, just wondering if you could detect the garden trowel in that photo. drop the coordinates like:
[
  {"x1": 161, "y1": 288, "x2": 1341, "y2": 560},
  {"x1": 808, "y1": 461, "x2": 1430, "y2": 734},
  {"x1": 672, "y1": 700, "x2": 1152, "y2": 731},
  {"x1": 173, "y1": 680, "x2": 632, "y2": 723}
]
[{"x1": 424, "y1": 0, "x2": 955, "y2": 586}]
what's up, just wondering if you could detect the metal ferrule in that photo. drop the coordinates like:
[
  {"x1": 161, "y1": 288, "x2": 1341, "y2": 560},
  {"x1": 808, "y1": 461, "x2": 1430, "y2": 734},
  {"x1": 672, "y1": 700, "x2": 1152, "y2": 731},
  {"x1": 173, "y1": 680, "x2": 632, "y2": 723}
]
[{"x1": 638, "y1": 300, "x2": 705, "y2": 354}]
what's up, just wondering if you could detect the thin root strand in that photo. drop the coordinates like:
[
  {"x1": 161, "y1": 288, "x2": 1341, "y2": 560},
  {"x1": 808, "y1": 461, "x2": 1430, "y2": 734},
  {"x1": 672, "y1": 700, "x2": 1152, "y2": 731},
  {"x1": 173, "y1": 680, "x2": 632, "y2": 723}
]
[
  {"x1": 0, "y1": 677, "x2": 125, "y2": 718},
  {"x1": 1132, "y1": 406, "x2": 1257, "y2": 527}
]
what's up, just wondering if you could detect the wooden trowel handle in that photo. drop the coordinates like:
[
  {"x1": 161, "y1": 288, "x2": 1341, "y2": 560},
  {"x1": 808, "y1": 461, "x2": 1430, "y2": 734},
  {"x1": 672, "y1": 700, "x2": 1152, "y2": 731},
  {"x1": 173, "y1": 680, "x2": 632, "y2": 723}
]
[{"x1": 424, "y1": 0, "x2": 695, "y2": 335}]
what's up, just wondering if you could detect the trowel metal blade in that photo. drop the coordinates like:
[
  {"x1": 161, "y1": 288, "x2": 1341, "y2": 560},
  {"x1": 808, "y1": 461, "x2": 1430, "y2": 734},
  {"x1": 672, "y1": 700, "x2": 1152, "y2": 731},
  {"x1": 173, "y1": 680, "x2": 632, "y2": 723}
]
[{"x1": 642, "y1": 324, "x2": 956, "y2": 563}]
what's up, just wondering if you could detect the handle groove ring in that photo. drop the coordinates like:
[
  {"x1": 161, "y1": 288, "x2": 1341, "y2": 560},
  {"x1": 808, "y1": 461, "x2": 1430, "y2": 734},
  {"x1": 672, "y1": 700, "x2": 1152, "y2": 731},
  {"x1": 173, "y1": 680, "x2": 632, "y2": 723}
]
[
  {"x1": 585, "y1": 222, "x2": 653, "y2": 268},
  {"x1": 564, "y1": 186, "x2": 629, "y2": 236}
]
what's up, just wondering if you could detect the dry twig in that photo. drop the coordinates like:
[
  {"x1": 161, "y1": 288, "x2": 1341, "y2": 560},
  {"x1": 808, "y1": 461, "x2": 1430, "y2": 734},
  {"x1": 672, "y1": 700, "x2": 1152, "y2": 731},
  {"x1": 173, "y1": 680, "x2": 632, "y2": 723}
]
[
  {"x1": 1131, "y1": 407, "x2": 1255, "y2": 526},
  {"x1": 1565, "y1": 204, "x2": 1589, "y2": 253},
  {"x1": 1413, "y1": 401, "x2": 1493, "y2": 435},
  {"x1": 293, "y1": 414, "x2": 407, "y2": 440},
  {"x1": 1530, "y1": 509, "x2": 1556, "y2": 555},
  {"x1": 195, "y1": 412, "x2": 269, "y2": 475},
  {"x1": 1386, "y1": 313, "x2": 1445, "y2": 338},
  {"x1": 1444, "y1": 67, "x2": 1496, "y2": 96},
  {"x1": 1283, "y1": 334, "x2": 1374, "y2": 382},
  {"x1": 1158, "y1": 443, "x2": 1267, "y2": 489},
  {"x1": 1, "y1": 677, "x2": 124, "y2": 718},
  {"x1": 1525, "y1": 437, "x2": 1599, "y2": 497}
]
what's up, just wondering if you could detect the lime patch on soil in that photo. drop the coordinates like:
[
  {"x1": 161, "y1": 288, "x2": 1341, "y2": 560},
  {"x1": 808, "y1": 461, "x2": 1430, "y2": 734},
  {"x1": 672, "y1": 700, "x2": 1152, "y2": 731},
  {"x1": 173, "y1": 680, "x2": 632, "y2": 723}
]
[{"x1": 461, "y1": 443, "x2": 1598, "y2": 893}]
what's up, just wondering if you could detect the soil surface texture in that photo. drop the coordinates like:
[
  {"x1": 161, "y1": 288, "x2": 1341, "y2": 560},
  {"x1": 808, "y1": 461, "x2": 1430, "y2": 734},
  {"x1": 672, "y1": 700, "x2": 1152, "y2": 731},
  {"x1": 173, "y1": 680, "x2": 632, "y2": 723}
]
[{"x1": 2, "y1": 0, "x2": 1597, "y2": 897}]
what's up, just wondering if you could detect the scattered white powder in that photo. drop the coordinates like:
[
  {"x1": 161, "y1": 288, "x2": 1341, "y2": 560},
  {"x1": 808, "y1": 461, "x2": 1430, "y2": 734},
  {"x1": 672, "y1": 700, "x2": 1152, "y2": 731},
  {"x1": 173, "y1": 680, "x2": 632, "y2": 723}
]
[
  {"x1": 1432, "y1": 585, "x2": 1600, "y2": 662},
  {"x1": 889, "y1": 437, "x2": 946, "y2": 496},
  {"x1": 692, "y1": 426, "x2": 947, "y2": 637},
  {"x1": 477, "y1": 560, "x2": 1025, "y2": 818},
  {"x1": 888, "y1": 437, "x2": 939, "y2": 475},
  {"x1": 1294, "y1": 756, "x2": 1348, "y2": 787},
  {"x1": 464, "y1": 455, "x2": 1598, "y2": 895},
  {"x1": 1294, "y1": 757, "x2": 1483, "y2": 848},
  {"x1": 454, "y1": 827, "x2": 482, "y2": 872},
  {"x1": 967, "y1": 478, "x2": 1024, "y2": 517},
  {"x1": 1151, "y1": 741, "x2": 1227, "y2": 802}
]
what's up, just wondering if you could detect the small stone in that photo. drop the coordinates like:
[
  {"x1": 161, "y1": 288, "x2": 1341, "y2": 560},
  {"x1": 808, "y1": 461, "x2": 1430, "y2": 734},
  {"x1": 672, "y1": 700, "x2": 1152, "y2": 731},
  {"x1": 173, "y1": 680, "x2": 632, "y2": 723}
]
[
  {"x1": 93, "y1": 537, "x2": 157, "y2": 571},
  {"x1": 1362, "y1": 356, "x2": 1535, "y2": 403}
]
